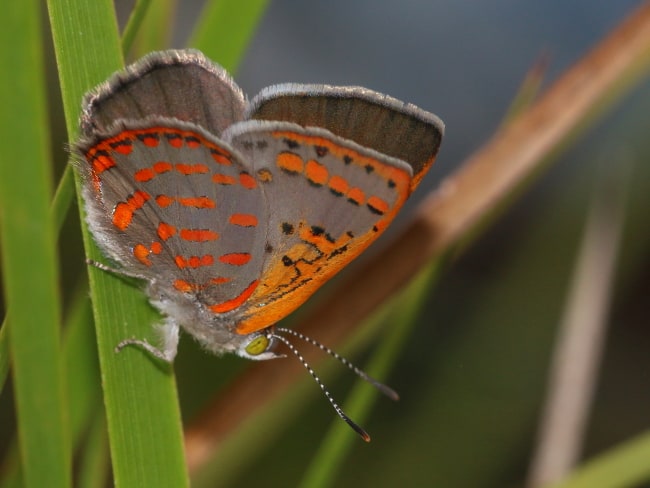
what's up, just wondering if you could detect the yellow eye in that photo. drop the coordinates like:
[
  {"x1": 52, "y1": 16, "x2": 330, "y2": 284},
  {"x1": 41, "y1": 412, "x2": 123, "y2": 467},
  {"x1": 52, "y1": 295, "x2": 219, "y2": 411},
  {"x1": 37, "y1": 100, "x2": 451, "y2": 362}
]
[{"x1": 245, "y1": 335, "x2": 269, "y2": 356}]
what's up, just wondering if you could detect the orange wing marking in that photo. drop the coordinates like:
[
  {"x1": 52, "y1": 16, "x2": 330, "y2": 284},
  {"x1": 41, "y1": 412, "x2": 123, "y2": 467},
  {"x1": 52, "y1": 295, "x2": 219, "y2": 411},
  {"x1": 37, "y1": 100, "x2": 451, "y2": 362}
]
[
  {"x1": 112, "y1": 190, "x2": 150, "y2": 231},
  {"x1": 208, "y1": 280, "x2": 259, "y2": 314},
  {"x1": 219, "y1": 253, "x2": 252, "y2": 266},
  {"x1": 179, "y1": 229, "x2": 219, "y2": 242},
  {"x1": 174, "y1": 254, "x2": 214, "y2": 269},
  {"x1": 229, "y1": 213, "x2": 258, "y2": 227}
]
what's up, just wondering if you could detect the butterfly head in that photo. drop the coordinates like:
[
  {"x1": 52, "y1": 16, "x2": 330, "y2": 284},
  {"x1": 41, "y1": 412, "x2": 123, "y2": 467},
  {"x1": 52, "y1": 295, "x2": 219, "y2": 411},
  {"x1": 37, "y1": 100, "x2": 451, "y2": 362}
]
[{"x1": 236, "y1": 329, "x2": 283, "y2": 361}]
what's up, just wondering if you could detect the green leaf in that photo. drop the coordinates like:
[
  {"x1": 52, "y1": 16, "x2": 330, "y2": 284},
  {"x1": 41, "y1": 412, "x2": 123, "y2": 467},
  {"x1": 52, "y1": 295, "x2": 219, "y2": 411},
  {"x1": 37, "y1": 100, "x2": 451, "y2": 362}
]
[
  {"x1": 546, "y1": 431, "x2": 650, "y2": 488},
  {"x1": 0, "y1": 1, "x2": 70, "y2": 486},
  {"x1": 189, "y1": 0, "x2": 269, "y2": 72},
  {"x1": 121, "y1": 0, "x2": 155, "y2": 56},
  {"x1": 77, "y1": 413, "x2": 110, "y2": 488},
  {"x1": 0, "y1": 321, "x2": 8, "y2": 395},
  {"x1": 128, "y1": 0, "x2": 175, "y2": 57}
]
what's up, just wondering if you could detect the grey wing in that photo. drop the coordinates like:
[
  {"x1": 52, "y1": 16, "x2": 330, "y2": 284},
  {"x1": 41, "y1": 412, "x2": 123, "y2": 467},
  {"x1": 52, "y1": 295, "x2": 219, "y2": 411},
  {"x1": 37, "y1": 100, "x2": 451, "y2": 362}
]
[
  {"x1": 246, "y1": 83, "x2": 444, "y2": 187},
  {"x1": 76, "y1": 118, "x2": 268, "y2": 313},
  {"x1": 223, "y1": 119, "x2": 416, "y2": 333},
  {"x1": 80, "y1": 49, "x2": 246, "y2": 139}
]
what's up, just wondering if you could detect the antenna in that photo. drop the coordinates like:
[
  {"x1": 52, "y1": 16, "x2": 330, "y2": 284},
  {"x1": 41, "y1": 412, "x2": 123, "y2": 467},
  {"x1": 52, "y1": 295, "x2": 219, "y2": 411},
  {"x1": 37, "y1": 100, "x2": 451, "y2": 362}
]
[
  {"x1": 277, "y1": 327, "x2": 399, "y2": 401},
  {"x1": 272, "y1": 328, "x2": 399, "y2": 442}
]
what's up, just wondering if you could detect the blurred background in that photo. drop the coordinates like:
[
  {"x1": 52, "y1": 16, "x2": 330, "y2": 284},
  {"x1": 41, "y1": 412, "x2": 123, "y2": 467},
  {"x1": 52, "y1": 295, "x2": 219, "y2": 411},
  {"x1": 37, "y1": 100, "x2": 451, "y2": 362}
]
[
  {"x1": 3, "y1": 1, "x2": 648, "y2": 487},
  {"x1": 171, "y1": 1, "x2": 650, "y2": 486}
]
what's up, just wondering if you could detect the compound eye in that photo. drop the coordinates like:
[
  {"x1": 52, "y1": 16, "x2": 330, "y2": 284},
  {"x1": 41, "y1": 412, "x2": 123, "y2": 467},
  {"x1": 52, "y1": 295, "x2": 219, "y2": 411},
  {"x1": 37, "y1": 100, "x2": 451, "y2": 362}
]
[{"x1": 245, "y1": 335, "x2": 270, "y2": 356}]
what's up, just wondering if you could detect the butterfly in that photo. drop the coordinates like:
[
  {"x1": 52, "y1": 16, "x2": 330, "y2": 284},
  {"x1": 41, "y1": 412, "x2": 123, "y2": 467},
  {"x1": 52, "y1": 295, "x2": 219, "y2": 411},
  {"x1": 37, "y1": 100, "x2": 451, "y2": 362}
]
[{"x1": 75, "y1": 49, "x2": 444, "y2": 440}]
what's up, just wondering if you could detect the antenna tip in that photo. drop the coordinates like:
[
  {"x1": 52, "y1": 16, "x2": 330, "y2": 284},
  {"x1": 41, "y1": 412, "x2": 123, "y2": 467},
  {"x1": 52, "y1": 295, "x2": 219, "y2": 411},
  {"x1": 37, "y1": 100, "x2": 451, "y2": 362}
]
[
  {"x1": 343, "y1": 414, "x2": 372, "y2": 442},
  {"x1": 380, "y1": 385, "x2": 400, "y2": 402}
]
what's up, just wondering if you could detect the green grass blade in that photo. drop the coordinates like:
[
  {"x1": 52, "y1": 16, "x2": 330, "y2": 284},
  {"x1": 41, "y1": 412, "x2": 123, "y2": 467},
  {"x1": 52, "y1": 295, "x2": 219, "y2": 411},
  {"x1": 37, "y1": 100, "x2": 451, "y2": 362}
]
[
  {"x1": 78, "y1": 413, "x2": 110, "y2": 488},
  {"x1": 0, "y1": 443, "x2": 22, "y2": 488},
  {"x1": 121, "y1": 0, "x2": 155, "y2": 56},
  {"x1": 1, "y1": 282, "x2": 101, "y2": 487},
  {"x1": 129, "y1": 0, "x2": 176, "y2": 57},
  {"x1": 500, "y1": 54, "x2": 548, "y2": 125},
  {"x1": 188, "y1": 0, "x2": 269, "y2": 72},
  {"x1": 46, "y1": 0, "x2": 189, "y2": 486},
  {"x1": 0, "y1": 1, "x2": 70, "y2": 486},
  {"x1": 0, "y1": 321, "x2": 8, "y2": 394},
  {"x1": 63, "y1": 282, "x2": 101, "y2": 439},
  {"x1": 51, "y1": 166, "x2": 76, "y2": 234},
  {"x1": 547, "y1": 431, "x2": 650, "y2": 488}
]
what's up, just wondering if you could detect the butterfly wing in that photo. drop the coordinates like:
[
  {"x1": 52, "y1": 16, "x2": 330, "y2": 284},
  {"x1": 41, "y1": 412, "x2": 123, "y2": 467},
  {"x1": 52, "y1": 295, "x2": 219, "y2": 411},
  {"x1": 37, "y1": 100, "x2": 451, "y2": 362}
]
[
  {"x1": 225, "y1": 105, "x2": 441, "y2": 335},
  {"x1": 225, "y1": 87, "x2": 443, "y2": 333},
  {"x1": 247, "y1": 84, "x2": 444, "y2": 190},
  {"x1": 79, "y1": 49, "x2": 245, "y2": 139},
  {"x1": 224, "y1": 87, "x2": 443, "y2": 334},
  {"x1": 76, "y1": 118, "x2": 269, "y2": 318},
  {"x1": 76, "y1": 50, "x2": 270, "y2": 319}
]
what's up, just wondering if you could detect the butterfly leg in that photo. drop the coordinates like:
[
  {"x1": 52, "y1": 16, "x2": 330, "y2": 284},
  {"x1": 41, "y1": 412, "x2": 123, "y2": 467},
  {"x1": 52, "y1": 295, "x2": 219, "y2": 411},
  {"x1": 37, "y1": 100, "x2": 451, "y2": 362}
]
[
  {"x1": 86, "y1": 258, "x2": 150, "y2": 281},
  {"x1": 87, "y1": 258, "x2": 179, "y2": 361},
  {"x1": 115, "y1": 319, "x2": 179, "y2": 363}
]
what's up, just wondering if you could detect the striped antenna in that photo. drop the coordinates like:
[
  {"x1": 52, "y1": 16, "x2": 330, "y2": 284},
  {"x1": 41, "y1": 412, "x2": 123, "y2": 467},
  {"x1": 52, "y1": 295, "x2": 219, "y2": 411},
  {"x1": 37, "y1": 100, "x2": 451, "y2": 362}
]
[{"x1": 272, "y1": 327, "x2": 399, "y2": 442}]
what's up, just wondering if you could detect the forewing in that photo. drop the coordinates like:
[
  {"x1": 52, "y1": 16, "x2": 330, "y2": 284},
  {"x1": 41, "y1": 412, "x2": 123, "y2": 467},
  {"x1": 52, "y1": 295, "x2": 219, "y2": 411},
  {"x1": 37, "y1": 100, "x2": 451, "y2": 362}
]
[{"x1": 76, "y1": 119, "x2": 268, "y2": 313}]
